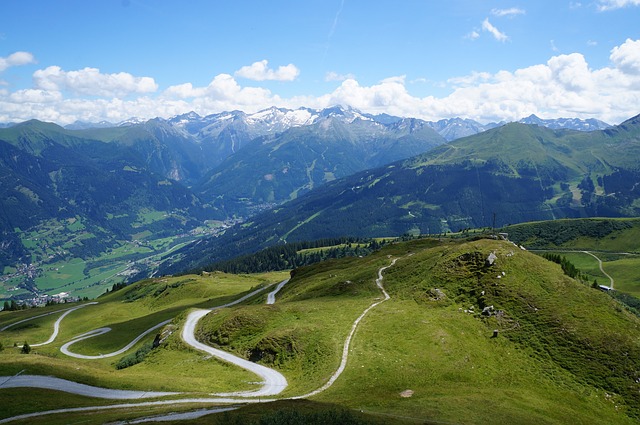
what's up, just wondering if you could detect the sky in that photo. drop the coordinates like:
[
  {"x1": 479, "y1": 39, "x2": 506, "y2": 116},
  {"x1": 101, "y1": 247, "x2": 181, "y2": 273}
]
[{"x1": 1, "y1": 0, "x2": 639, "y2": 125}]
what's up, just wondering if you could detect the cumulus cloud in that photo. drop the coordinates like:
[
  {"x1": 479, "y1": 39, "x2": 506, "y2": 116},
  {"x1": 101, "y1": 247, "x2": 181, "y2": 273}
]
[
  {"x1": 610, "y1": 38, "x2": 640, "y2": 74},
  {"x1": 448, "y1": 71, "x2": 492, "y2": 87},
  {"x1": 491, "y1": 7, "x2": 526, "y2": 17},
  {"x1": 33, "y1": 66, "x2": 158, "y2": 97},
  {"x1": 0, "y1": 51, "x2": 36, "y2": 72},
  {"x1": 597, "y1": 0, "x2": 640, "y2": 10},
  {"x1": 307, "y1": 42, "x2": 640, "y2": 124},
  {"x1": 163, "y1": 74, "x2": 279, "y2": 109},
  {"x1": 482, "y1": 19, "x2": 509, "y2": 42},
  {"x1": 235, "y1": 60, "x2": 300, "y2": 81},
  {"x1": 10, "y1": 89, "x2": 63, "y2": 103}
]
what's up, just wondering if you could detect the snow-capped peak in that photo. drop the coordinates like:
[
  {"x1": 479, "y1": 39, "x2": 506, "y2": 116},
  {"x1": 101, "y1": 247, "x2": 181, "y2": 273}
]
[
  {"x1": 245, "y1": 107, "x2": 318, "y2": 130},
  {"x1": 117, "y1": 117, "x2": 147, "y2": 127},
  {"x1": 318, "y1": 105, "x2": 373, "y2": 123}
]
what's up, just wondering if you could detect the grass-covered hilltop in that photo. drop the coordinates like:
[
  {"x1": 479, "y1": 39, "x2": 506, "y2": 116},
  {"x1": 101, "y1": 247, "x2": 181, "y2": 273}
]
[{"x1": 2, "y1": 221, "x2": 640, "y2": 424}]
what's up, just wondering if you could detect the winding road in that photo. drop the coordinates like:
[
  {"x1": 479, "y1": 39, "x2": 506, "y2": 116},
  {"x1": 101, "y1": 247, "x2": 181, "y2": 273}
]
[
  {"x1": 0, "y1": 302, "x2": 97, "y2": 334},
  {"x1": 61, "y1": 319, "x2": 172, "y2": 359},
  {"x1": 0, "y1": 374, "x2": 178, "y2": 399},
  {"x1": 0, "y1": 264, "x2": 397, "y2": 423},
  {"x1": 267, "y1": 279, "x2": 289, "y2": 305},
  {"x1": 180, "y1": 279, "x2": 290, "y2": 397}
]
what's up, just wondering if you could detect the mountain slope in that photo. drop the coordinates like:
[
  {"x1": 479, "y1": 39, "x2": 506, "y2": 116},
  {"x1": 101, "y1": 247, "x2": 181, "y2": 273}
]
[
  {"x1": 186, "y1": 237, "x2": 640, "y2": 422},
  {"x1": 195, "y1": 113, "x2": 446, "y2": 214},
  {"x1": 0, "y1": 121, "x2": 206, "y2": 267},
  {"x1": 161, "y1": 114, "x2": 640, "y2": 273}
]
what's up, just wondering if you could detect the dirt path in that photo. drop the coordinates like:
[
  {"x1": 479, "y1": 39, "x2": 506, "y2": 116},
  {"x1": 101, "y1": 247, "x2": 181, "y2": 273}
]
[
  {"x1": 582, "y1": 251, "x2": 615, "y2": 289},
  {"x1": 267, "y1": 279, "x2": 289, "y2": 305},
  {"x1": 293, "y1": 258, "x2": 397, "y2": 399}
]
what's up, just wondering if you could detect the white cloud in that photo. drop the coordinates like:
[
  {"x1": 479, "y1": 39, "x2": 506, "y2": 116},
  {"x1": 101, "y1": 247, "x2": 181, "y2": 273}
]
[
  {"x1": 597, "y1": 0, "x2": 640, "y2": 11},
  {"x1": 10, "y1": 89, "x2": 63, "y2": 103},
  {"x1": 491, "y1": 8, "x2": 525, "y2": 17},
  {"x1": 610, "y1": 38, "x2": 640, "y2": 75},
  {"x1": 306, "y1": 42, "x2": 640, "y2": 124},
  {"x1": 33, "y1": 66, "x2": 158, "y2": 97},
  {"x1": 235, "y1": 60, "x2": 300, "y2": 81},
  {"x1": 325, "y1": 71, "x2": 356, "y2": 82},
  {"x1": 163, "y1": 74, "x2": 280, "y2": 109},
  {"x1": 0, "y1": 51, "x2": 36, "y2": 72},
  {"x1": 482, "y1": 19, "x2": 509, "y2": 42},
  {"x1": 2, "y1": 39, "x2": 640, "y2": 126}
]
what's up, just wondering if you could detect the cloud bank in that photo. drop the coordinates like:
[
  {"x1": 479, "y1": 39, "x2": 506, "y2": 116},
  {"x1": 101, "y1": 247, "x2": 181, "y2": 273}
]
[{"x1": 1, "y1": 40, "x2": 640, "y2": 125}]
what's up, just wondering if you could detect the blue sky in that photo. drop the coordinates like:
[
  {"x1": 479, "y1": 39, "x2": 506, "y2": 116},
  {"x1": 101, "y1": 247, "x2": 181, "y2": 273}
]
[{"x1": 1, "y1": 0, "x2": 639, "y2": 124}]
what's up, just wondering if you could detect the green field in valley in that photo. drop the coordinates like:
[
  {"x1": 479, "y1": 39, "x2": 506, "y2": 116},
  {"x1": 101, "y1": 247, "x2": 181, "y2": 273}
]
[{"x1": 1, "y1": 214, "x2": 230, "y2": 301}]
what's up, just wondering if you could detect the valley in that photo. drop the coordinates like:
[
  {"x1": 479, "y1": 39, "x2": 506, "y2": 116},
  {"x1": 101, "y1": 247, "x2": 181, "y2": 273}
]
[
  {"x1": 1, "y1": 215, "x2": 238, "y2": 301},
  {"x1": 1, "y1": 108, "x2": 640, "y2": 424}
]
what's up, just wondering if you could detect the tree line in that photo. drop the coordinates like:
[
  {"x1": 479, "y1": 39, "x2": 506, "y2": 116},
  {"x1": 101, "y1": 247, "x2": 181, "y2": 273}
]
[{"x1": 192, "y1": 237, "x2": 390, "y2": 275}]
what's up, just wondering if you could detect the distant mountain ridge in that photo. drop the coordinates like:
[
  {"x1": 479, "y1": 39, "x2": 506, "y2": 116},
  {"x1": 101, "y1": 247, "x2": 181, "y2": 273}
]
[
  {"x1": 195, "y1": 110, "x2": 445, "y2": 215},
  {"x1": 0, "y1": 120, "x2": 206, "y2": 267},
  {"x1": 48, "y1": 107, "x2": 613, "y2": 141},
  {"x1": 3, "y1": 108, "x2": 611, "y2": 144},
  {"x1": 518, "y1": 114, "x2": 610, "y2": 131},
  {"x1": 0, "y1": 106, "x2": 445, "y2": 266},
  {"x1": 160, "y1": 113, "x2": 640, "y2": 274}
]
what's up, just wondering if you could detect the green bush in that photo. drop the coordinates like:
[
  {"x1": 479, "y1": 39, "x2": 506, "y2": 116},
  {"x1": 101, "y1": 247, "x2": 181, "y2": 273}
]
[{"x1": 115, "y1": 341, "x2": 154, "y2": 369}]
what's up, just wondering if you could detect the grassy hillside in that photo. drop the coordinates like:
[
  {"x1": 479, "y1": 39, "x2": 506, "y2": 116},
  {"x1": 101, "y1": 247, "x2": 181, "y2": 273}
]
[
  {"x1": 196, "y1": 238, "x2": 640, "y2": 423},
  {"x1": 0, "y1": 271, "x2": 288, "y2": 395},
  {"x1": 504, "y1": 218, "x2": 640, "y2": 295},
  {"x1": 2, "y1": 237, "x2": 640, "y2": 424}
]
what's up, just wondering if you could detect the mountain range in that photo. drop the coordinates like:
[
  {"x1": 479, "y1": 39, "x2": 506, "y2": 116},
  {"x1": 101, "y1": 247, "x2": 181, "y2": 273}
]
[
  {"x1": 0, "y1": 105, "x2": 628, "y2": 278},
  {"x1": 0, "y1": 106, "x2": 442, "y2": 268},
  {"x1": 160, "y1": 113, "x2": 640, "y2": 274},
  {"x1": 55, "y1": 108, "x2": 612, "y2": 140}
]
